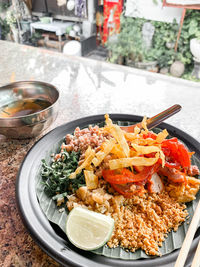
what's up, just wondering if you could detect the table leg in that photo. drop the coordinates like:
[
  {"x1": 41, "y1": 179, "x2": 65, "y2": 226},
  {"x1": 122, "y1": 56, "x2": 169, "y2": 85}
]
[
  {"x1": 31, "y1": 27, "x2": 35, "y2": 36},
  {"x1": 58, "y1": 35, "x2": 62, "y2": 52}
]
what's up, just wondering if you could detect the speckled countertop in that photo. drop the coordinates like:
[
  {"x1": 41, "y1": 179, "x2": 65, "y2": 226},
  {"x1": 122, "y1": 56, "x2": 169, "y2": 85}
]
[{"x1": 0, "y1": 41, "x2": 200, "y2": 267}]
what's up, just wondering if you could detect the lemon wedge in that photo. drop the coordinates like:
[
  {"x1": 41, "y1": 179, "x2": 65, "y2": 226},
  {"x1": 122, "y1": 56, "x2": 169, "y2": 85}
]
[{"x1": 66, "y1": 207, "x2": 114, "y2": 250}]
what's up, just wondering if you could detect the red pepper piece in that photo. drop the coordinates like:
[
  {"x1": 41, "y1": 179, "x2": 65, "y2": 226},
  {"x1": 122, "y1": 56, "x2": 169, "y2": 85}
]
[
  {"x1": 102, "y1": 165, "x2": 159, "y2": 185},
  {"x1": 161, "y1": 138, "x2": 191, "y2": 168}
]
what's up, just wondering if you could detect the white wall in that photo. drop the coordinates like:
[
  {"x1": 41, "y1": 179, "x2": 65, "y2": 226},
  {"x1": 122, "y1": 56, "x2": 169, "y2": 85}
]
[
  {"x1": 125, "y1": 0, "x2": 183, "y2": 23},
  {"x1": 167, "y1": 0, "x2": 200, "y2": 4}
]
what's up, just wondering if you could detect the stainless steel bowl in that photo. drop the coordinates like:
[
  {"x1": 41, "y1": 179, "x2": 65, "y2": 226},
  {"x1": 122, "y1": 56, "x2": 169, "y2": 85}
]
[{"x1": 0, "y1": 81, "x2": 59, "y2": 139}]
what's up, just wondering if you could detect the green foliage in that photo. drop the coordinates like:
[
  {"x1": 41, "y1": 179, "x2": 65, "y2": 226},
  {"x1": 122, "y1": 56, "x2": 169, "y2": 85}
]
[
  {"x1": 41, "y1": 150, "x2": 85, "y2": 198},
  {"x1": 106, "y1": 16, "x2": 179, "y2": 67},
  {"x1": 106, "y1": 16, "x2": 145, "y2": 63},
  {"x1": 182, "y1": 72, "x2": 200, "y2": 82},
  {"x1": 149, "y1": 19, "x2": 179, "y2": 67},
  {"x1": 106, "y1": 10, "x2": 200, "y2": 80},
  {"x1": 30, "y1": 31, "x2": 42, "y2": 46},
  {"x1": 0, "y1": 17, "x2": 10, "y2": 40},
  {"x1": 177, "y1": 10, "x2": 200, "y2": 71},
  {"x1": 0, "y1": 2, "x2": 10, "y2": 12},
  {"x1": 6, "y1": 10, "x2": 17, "y2": 26}
]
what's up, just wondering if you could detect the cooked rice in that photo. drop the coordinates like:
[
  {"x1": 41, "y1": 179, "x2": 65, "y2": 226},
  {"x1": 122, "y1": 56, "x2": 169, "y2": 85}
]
[{"x1": 67, "y1": 184, "x2": 188, "y2": 256}]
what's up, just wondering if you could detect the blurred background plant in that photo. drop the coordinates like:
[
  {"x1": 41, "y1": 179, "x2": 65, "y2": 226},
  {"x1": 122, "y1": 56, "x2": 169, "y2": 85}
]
[
  {"x1": 106, "y1": 10, "x2": 200, "y2": 78},
  {"x1": 0, "y1": 1, "x2": 11, "y2": 40},
  {"x1": 0, "y1": 17, "x2": 10, "y2": 40}
]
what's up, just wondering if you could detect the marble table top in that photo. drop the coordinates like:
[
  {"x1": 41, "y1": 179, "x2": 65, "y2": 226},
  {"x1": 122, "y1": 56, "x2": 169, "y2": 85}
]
[{"x1": 0, "y1": 40, "x2": 200, "y2": 266}]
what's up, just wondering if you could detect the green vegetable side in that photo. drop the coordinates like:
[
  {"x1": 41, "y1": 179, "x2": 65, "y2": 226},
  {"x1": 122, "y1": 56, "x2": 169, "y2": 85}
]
[{"x1": 41, "y1": 150, "x2": 85, "y2": 200}]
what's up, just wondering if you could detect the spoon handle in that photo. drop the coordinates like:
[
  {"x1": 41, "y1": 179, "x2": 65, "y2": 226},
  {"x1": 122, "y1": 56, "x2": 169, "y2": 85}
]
[{"x1": 147, "y1": 104, "x2": 182, "y2": 130}]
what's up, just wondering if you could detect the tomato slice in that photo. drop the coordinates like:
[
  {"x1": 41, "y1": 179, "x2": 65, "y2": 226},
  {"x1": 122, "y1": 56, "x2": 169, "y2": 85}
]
[
  {"x1": 162, "y1": 138, "x2": 191, "y2": 168},
  {"x1": 111, "y1": 183, "x2": 144, "y2": 198},
  {"x1": 102, "y1": 165, "x2": 159, "y2": 185},
  {"x1": 177, "y1": 142, "x2": 191, "y2": 168}
]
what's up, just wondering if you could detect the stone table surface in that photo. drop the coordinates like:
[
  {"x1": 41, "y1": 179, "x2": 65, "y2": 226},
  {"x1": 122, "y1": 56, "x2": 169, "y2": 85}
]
[{"x1": 0, "y1": 40, "x2": 200, "y2": 267}]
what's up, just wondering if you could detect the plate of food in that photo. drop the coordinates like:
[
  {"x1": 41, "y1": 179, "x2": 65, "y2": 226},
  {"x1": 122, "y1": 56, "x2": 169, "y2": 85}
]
[{"x1": 16, "y1": 113, "x2": 200, "y2": 267}]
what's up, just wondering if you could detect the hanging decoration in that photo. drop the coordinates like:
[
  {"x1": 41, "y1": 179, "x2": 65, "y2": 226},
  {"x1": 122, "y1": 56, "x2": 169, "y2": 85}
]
[
  {"x1": 75, "y1": 0, "x2": 87, "y2": 18},
  {"x1": 57, "y1": 0, "x2": 67, "y2": 7},
  {"x1": 67, "y1": 0, "x2": 75, "y2": 11},
  {"x1": 102, "y1": 0, "x2": 123, "y2": 44}
]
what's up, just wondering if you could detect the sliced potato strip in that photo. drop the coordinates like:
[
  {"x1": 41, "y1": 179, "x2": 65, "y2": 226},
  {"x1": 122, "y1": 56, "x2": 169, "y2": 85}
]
[
  {"x1": 159, "y1": 149, "x2": 165, "y2": 167},
  {"x1": 124, "y1": 132, "x2": 139, "y2": 141},
  {"x1": 131, "y1": 144, "x2": 160, "y2": 154},
  {"x1": 85, "y1": 165, "x2": 93, "y2": 171},
  {"x1": 134, "y1": 126, "x2": 141, "y2": 134},
  {"x1": 111, "y1": 144, "x2": 126, "y2": 158},
  {"x1": 69, "y1": 146, "x2": 95, "y2": 179},
  {"x1": 84, "y1": 170, "x2": 98, "y2": 189},
  {"x1": 137, "y1": 138, "x2": 156, "y2": 146},
  {"x1": 156, "y1": 129, "x2": 169, "y2": 143},
  {"x1": 109, "y1": 153, "x2": 159, "y2": 170},
  {"x1": 129, "y1": 149, "x2": 138, "y2": 158},
  {"x1": 105, "y1": 113, "x2": 113, "y2": 127},
  {"x1": 92, "y1": 138, "x2": 116, "y2": 167},
  {"x1": 105, "y1": 115, "x2": 130, "y2": 158},
  {"x1": 141, "y1": 116, "x2": 148, "y2": 133},
  {"x1": 111, "y1": 125, "x2": 129, "y2": 157}
]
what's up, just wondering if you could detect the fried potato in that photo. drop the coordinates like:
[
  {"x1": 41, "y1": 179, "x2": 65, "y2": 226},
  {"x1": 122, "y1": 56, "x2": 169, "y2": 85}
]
[
  {"x1": 85, "y1": 165, "x2": 93, "y2": 171},
  {"x1": 134, "y1": 126, "x2": 141, "y2": 134},
  {"x1": 131, "y1": 144, "x2": 165, "y2": 167},
  {"x1": 137, "y1": 138, "x2": 156, "y2": 146},
  {"x1": 124, "y1": 132, "x2": 139, "y2": 141},
  {"x1": 69, "y1": 146, "x2": 95, "y2": 179},
  {"x1": 159, "y1": 150, "x2": 165, "y2": 167},
  {"x1": 156, "y1": 129, "x2": 169, "y2": 143},
  {"x1": 92, "y1": 138, "x2": 116, "y2": 167},
  {"x1": 141, "y1": 116, "x2": 148, "y2": 133},
  {"x1": 109, "y1": 153, "x2": 159, "y2": 170},
  {"x1": 131, "y1": 144, "x2": 160, "y2": 154},
  {"x1": 105, "y1": 114, "x2": 130, "y2": 158},
  {"x1": 111, "y1": 144, "x2": 126, "y2": 158},
  {"x1": 84, "y1": 170, "x2": 98, "y2": 189}
]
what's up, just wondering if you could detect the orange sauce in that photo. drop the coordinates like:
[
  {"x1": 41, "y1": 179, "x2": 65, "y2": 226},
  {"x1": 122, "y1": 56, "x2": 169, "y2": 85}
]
[{"x1": 0, "y1": 98, "x2": 51, "y2": 118}]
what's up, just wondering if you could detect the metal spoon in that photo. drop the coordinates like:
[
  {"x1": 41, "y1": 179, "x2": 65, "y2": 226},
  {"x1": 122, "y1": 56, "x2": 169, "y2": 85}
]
[{"x1": 121, "y1": 104, "x2": 182, "y2": 133}]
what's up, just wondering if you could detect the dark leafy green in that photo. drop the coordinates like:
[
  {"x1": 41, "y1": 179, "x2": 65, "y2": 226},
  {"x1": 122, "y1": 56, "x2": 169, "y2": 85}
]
[{"x1": 41, "y1": 150, "x2": 85, "y2": 199}]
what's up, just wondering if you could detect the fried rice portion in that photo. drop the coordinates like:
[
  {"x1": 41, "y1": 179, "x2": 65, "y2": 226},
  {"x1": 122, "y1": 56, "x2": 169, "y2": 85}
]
[
  {"x1": 63, "y1": 125, "x2": 196, "y2": 256},
  {"x1": 67, "y1": 184, "x2": 188, "y2": 256}
]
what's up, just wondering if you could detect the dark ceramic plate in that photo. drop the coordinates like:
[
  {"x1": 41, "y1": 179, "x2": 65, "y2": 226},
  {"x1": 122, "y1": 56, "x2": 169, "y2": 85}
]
[{"x1": 16, "y1": 114, "x2": 200, "y2": 267}]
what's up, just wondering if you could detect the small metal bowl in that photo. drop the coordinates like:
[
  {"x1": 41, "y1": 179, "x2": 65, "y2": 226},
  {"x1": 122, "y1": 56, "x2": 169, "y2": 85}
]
[{"x1": 0, "y1": 81, "x2": 59, "y2": 139}]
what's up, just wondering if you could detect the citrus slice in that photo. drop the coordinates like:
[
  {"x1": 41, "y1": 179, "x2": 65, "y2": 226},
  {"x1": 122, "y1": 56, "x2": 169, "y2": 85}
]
[{"x1": 66, "y1": 207, "x2": 114, "y2": 250}]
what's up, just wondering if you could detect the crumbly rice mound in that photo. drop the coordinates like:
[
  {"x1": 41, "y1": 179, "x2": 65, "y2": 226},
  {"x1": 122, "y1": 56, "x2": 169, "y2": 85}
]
[
  {"x1": 67, "y1": 184, "x2": 188, "y2": 256},
  {"x1": 64, "y1": 126, "x2": 110, "y2": 155},
  {"x1": 108, "y1": 192, "x2": 187, "y2": 256}
]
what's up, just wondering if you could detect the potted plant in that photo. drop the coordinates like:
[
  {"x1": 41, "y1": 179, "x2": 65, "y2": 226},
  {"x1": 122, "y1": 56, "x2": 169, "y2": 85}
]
[
  {"x1": 190, "y1": 36, "x2": 200, "y2": 62},
  {"x1": 6, "y1": 10, "x2": 19, "y2": 43},
  {"x1": 30, "y1": 32, "x2": 42, "y2": 47},
  {"x1": 189, "y1": 19, "x2": 200, "y2": 61},
  {"x1": 0, "y1": 17, "x2": 10, "y2": 40}
]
